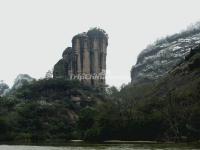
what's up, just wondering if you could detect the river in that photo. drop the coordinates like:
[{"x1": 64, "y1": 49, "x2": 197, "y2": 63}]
[{"x1": 0, "y1": 143, "x2": 199, "y2": 150}]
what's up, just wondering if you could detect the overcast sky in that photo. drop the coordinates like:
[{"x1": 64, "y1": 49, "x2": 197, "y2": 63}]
[{"x1": 0, "y1": 0, "x2": 200, "y2": 87}]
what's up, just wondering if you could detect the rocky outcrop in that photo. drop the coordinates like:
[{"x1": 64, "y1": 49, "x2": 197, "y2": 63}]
[
  {"x1": 12, "y1": 74, "x2": 35, "y2": 90},
  {"x1": 172, "y1": 45, "x2": 200, "y2": 73},
  {"x1": 53, "y1": 28, "x2": 108, "y2": 86},
  {"x1": 131, "y1": 23, "x2": 200, "y2": 84},
  {"x1": 0, "y1": 82, "x2": 9, "y2": 96},
  {"x1": 53, "y1": 59, "x2": 65, "y2": 79}
]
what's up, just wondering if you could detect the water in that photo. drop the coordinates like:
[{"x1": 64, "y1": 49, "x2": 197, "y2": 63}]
[{"x1": 0, "y1": 144, "x2": 199, "y2": 150}]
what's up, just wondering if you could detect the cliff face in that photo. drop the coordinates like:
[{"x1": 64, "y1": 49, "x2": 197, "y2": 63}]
[
  {"x1": 149, "y1": 45, "x2": 200, "y2": 99},
  {"x1": 131, "y1": 24, "x2": 200, "y2": 84},
  {"x1": 53, "y1": 28, "x2": 108, "y2": 86}
]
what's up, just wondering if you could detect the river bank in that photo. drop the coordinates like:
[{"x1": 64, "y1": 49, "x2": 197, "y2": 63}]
[{"x1": 0, "y1": 142, "x2": 200, "y2": 150}]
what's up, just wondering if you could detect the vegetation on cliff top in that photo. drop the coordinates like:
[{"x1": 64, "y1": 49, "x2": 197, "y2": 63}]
[{"x1": 73, "y1": 27, "x2": 108, "y2": 41}]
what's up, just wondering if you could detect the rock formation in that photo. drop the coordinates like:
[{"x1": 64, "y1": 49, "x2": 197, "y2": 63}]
[
  {"x1": 131, "y1": 23, "x2": 200, "y2": 84},
  {"x1": 0, "y1": 81, "x2": 9, "y2": 96},
  {"x1": 53, "y1": 28, "x2": 108, "y2": 86},
  {"x1": 12, "y1": 74, "x2": 35, "y2": 90}
]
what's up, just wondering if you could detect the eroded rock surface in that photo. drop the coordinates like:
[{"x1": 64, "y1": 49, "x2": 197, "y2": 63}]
[
  {"x1": 53, "y1": 28, "x2": 108, "y2": 86},
  {"x1": 131, "y1": 24, "x2": 200, "y2": 84}
]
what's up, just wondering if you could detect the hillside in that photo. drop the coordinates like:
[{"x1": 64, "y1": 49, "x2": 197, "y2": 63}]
[
  {"x1": 113, "y1": 46, "x2": 200, "y2": 141},
  {"x1": 153, "y1": 45, "x2": 200, "y2": 97},
  {"x1": 131, "y1": 22, "x2": 200, "y2": 84},
  {"x1": 0, "y1": 79, "x2": 106, "y2": 142}
]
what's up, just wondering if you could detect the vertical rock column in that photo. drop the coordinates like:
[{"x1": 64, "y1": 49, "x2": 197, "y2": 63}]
[
  {"x1": 73, "y1": 37, "x2": 81, "y2": 75},
  {"x1": 62, "y1": 47, "x2": 73, "y2": 79},
  {"x1": 53, "y1": 28, "x2": 108, "y2": 86},
  {"x1": 100, "y1": 38, "x2": 108, "y2": 84},
  {"x1": 82, "y1": 37, "x2": 91, "y2": 84},
  {"x1": 67, "y1": 49, "x2": 73, "y2": 77},
  {"x1": 90, "y1": 38, "x2": 100, "y2": 85}
]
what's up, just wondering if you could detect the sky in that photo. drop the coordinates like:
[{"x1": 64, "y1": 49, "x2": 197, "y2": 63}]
[{"x1": 0, "y1": 0, "x2": 200, "y2": 87}]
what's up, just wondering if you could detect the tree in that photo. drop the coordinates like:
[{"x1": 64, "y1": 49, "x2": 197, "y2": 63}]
[{"x1": 45, "y1": 70, "x2": 53, "y2": 79}]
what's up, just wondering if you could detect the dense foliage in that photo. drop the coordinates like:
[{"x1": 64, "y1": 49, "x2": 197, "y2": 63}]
[{"x1": 0, "y1": 79, "x2": 106, "y2": 143}]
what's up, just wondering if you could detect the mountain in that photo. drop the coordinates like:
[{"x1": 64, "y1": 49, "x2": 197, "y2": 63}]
[
  {"x1": 105, "y1": 46, "x2": 200, "y2": 141},
  {"x1": 12, "y1": 74, "x2": 35, "y2": 90},
  {"x1": 131, "y1": 22, "x2": 200, "y2": 84}
]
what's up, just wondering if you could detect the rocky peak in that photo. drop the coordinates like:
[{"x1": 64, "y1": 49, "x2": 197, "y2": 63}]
[
  {"x1": 0, "y1": 81, "x2": 9, "y2": 96},
  {"x1": 131, "y1": 22, "x2": 200, "y2": 84},
  {"x1": 12, "y1": 74, "x2": 35, "y2": 90},
  {"x1": 53, "y1": 28, "x2": 108, "y2": 86}
]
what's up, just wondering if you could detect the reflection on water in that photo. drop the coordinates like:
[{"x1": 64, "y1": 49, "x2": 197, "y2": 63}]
[{"x1": 0, "y1": 144, "x2": 199, "y2": 150}]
